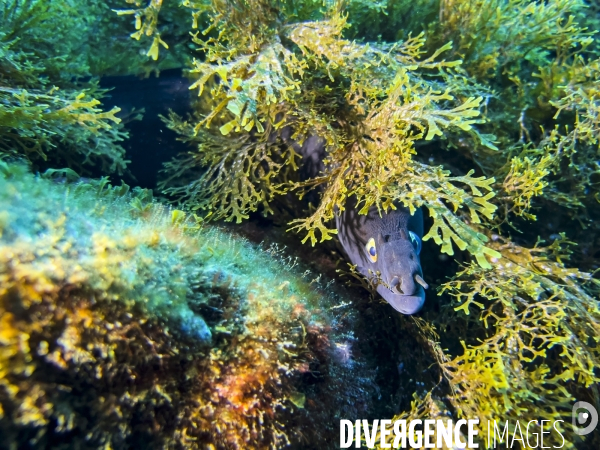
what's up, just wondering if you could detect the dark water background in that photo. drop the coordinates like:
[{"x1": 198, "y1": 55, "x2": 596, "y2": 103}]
[{"x1": 100, "y1": 69, "x2": 191, "y2": 189}]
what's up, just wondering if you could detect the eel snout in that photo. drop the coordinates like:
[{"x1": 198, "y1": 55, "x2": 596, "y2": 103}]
[{"x1": 378, "y1": 269, "x2": 428, "y2": 315}]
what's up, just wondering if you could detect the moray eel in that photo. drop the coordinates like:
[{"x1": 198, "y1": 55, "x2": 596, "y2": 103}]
[
  {"x1": 336, "y1": 203, "x2": 427, "y2": 314},
  {"x1": 292, "y1": 131, "x2": 428, "y2": 315}
]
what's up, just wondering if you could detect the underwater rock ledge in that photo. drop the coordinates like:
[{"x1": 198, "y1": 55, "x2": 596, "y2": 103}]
[{"x1": 0, "y1": 164, "x2": 376, "y2": 449}]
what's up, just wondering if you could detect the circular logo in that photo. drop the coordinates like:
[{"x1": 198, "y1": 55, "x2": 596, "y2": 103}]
[{"x1": 572, "y1": 401, "x2": 598, "y2": 436}]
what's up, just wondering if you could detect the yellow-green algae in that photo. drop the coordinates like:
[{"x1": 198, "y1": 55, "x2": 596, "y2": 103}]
[
  {"x1": 0, "y1": 1, "x2": 127, "y2": 174},
  {"x1": 0, "y1": 163, "x2": 376, "y2": 448}
]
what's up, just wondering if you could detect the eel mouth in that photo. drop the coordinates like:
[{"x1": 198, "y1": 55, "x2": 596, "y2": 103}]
[{"x1": 376, "y1": 284, "x2": 426, "y2": 315}]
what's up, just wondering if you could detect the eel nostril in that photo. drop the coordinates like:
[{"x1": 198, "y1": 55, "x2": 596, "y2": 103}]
[
  {"x1": 415, "y1": 274, "x2": 429, "y2": 290},
  {"x1": 390, "y1": 276, "x2": 403, "y2": 294}
]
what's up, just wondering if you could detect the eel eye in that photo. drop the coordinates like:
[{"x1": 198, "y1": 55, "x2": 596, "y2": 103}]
[
  {"x1": 409, "y1": 231, "x2": 422, "y2": 255},
  {"x1": 365, "y1": 237, "x2": 377, "y2": 263}
]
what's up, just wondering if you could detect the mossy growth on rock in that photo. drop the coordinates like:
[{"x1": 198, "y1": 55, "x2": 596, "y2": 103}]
[{"x1": 0, "y1": 163, "x2": 376, "y2": 448}]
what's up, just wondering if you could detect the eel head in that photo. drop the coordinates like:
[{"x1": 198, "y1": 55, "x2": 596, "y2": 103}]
[{"x1": 336, "y1": 204, "x2": 427, "y2": 315}]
